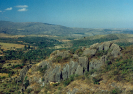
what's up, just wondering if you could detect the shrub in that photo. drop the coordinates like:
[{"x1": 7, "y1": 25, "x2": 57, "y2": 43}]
[
  {"x1": 24, "y1": 80, "x2": 29, "y2": 88},
  {"x1": 12, "y1": 64, "x2": 23, "y2": 69},
  {"x1": 24, "y1": 76, "x2": 29, "y2": 88},
  {"x1": 105, "y1": 60, "x2": 112, "y2": 65},
  {"x1": 63, "y1": 74, "x2": 76, "y2": 86},
  {"x1": 96, "y1": 50, "x2": 108, "y2": 57},
  {"x1": 58, "y1": 87, "x2": 61, "y2": 90},
  {"x1": 53, "y1": 56, "x2": 62, "y2": 63},
  {"x1": 92, "y1": 75, "x2": 102, "y2": 85},
  {"x1": 26, "y1": 88, "x2": 33, "y2": 93},
  {"x1": 38, "y1": 65, "x2": 47, "y2": 73},
  {"x1": 75, "y1": 49, "x2": 83, "y2": 56},
  {"x1": 111, "y1": 88, "x2": 122, "y2": 94},
  {"x1": 53, "y1": 83, "x2": 60, "y2": 86}
]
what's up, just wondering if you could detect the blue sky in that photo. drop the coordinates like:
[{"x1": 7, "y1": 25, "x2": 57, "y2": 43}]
[{"x1": 0, "y1": 0, "x2": 133, "y2": 28}]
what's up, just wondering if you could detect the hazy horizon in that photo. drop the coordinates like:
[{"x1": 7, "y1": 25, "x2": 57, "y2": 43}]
[{"x1": 0, "y1": 0, "x2": 133, "y2": 28}]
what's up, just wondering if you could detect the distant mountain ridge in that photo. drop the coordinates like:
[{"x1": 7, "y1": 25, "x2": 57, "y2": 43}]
[{"x1": 0, "y1": 21, "x2": 133, "y2": 36}]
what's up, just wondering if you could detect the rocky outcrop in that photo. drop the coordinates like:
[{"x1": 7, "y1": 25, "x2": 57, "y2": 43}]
[
  {"x1": 18, "y1": 42, "x2": 123, "y2": 90},
  {"x1": 17, "y1": 64, "x2": 32, "y2": 82},
  {"x1": 89, "y1": 55, "x2": 107, "y2": 71},
  {"x1": 51, "y1": 50, "x2": 71, "y2": 59},
  {"x1": 83, "y1": 42, "x2": 122, "y2": 58},
  {"x1": 42, "y1": 57, "x2": 89, "y2": 83},
  {"x1": 82, "y1": 48, "x2": 97, "y2": 56},
  {"x1": 110, "y1": 43, "x2": 122, "y2": 57}
]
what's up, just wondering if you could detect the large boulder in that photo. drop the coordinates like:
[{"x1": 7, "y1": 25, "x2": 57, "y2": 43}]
[
  {"x1": 55, "y1": 50, "x2": 71, "y2": 59},
  {"x1": 110, "y1": 43, "x2": 122, "y2": 57},
  {"x1": 68, "y1": 60, "x2": 78, "y2": 76},
  {"x1": 98, "y1": 42, "x2": 112, "y2": 51},
  {"x1": 75, "y1": 65, "x2": 83, "y2": 75},
  {"x1": 90, "y1": 43, "x2": 100, "y2": 49},
  {"x1": 62, "y1": 64, "x2": 69, "y2": 80},
  {"x1": 78, "y1": 56, "x2": 89, "y2": 71},
  {"x1": 82, "y1": 48, "x2": 97, "y2": 56},
  {"x1": 47, "y1": 65, "x2": 61, "y2": 82},
  {"x1": 89, "y1": 55, "x2": 107, "y2": 71}
]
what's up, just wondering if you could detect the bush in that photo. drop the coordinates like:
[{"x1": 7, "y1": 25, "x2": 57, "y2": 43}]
[
  {"x1": 96, "y1": 50, "x2": 108, "y2": 57},
  {"x1": 58, "y1": 87, "x2": 61, "y2": 90},
  {"x1": 92, "y1": 75, "x2": 102, "y2": 85},
  {"x1": 63, "y1": 74, "x2": 76, "y2": 86},
  {"x1": 38, "y1": 65, "x2": 47, "y2": 73},
  {"x1": 12, "y1": 64, "x2": 23, "y2": 69},
  {"x1": 53, "y1": 56, "x2": 62, "y2": 63},
  {"x1": 24, "y1": 76, "x2": 29, "y2": 88},
  {"x1": 75, "y1": 49, "x2": 83, "y2": 56},
  {"x1": 53, "y1": 83, "x2": 60, "y2": 86},
  {"x1": 111, "y1": 88, "x2": 122, "y2": 94},
  {"x1": 26, "y1": 88, "x2": 33, "y2": 93}
]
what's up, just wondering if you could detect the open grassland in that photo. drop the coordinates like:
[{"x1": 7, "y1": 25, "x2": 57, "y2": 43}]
[
  {"x1": 0, "y1": 73, "x2": 8, "y2": 77},
  {"x1": 0, "y1": 42, "x2": 24, "y2": 50},
  {"x1": 0, "y1": 33, "x2": 25, "y2": 38}
]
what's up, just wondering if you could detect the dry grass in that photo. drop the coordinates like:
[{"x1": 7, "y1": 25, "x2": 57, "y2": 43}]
[
  {"x1": 0, "y1": 42, "x2": 24, "y2": 50},
  {"x1": 0, "y1": 33, "x2": 25, "y2": 38},
  {"x1": 0, "y1": 73, "x2": 8, "y2": 77}
]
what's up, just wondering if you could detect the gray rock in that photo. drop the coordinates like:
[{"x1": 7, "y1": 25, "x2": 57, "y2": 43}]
[
  {"x1": 46, "y1": 65, "x2": 61, "y2": 82},
  {"x1": 90, "y1": 43, "x2": 100, "y2": 49},
  {"x1": 110, "y1": 43, "x2": 122, "y2": 57},
  {"x1": 78, "y1": 56, "x2": 89, "y2": 71},
  {"x1": 69, "y1": 60, "x2": 78, "y2": 76},
  {"x1": 82, "y1": 48, "x2": 97, "y2": 56},
  {"x1": 89, "y1": 55, "x2": 107, "y2": 71},
  {"x1": 73, "y1": 54, "x2": 79, "y2": 58},
  {"x1": 62, "y1": 64, "x2": 69, "y2": 80},
  {"x1": 98, "y1": 42, "x2": 112, "y2": 51},
  {"x1": 17, "y1": 65, "x2": 32, "y2": 82},
  {"x1": 55, "y1": 50, "x2": 71, "y2": 59},
  {"x1": 75, "y1": 65, "x2": 83, "y2": 75}
]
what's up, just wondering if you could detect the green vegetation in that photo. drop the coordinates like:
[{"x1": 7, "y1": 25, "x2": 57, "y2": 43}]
[
  {"x1": 116, "y1": 42, "x2": 133, "y2": 47},
  {"x1": 75, "y1": 48, "x2": 83, "y2": 56},
  {"x1": 1, "y1": 31, "x2": 133, "y2": 93},
  {"x1": 63, "y1": 74, "x2": 78, "y2": 86},
  {"x1": 53, "y1": 56, "x2": 62, "y2": 63},
  {"x1": 38, "y1": 65, "x2": 47, "y2": 74},
  {"x1": 0, "y1": 36, "x2": 61, "y2": 62},
  {"x1": 92, "y1": 76, "x2": 102, "y2": 85},
  {"x1": 95, "y1": 50, "x2": 108, "y2": 58},
  {"x1": 52, "y1": 54, "x2": 72, "y2": 63},
  {"x1": 53, "y1": 82, "x2": 60, "y2": 86},
  {"x1": 71, "y1": 34, "x2": 119, "y2": 48},
  {"x1": 111, "y1": 88, "x2": 122, "y2": 94},
  {"x1": 24, "y1": 76, "x2": 29, "y2": 89}
]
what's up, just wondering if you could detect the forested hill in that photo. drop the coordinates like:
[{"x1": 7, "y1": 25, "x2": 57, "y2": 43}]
[
  {"x1": 0, "y1": 21, "x2": 133, "y2": 36},
  {"x1": 0, "y1": 21, "x2": 74, "y2": 35}
]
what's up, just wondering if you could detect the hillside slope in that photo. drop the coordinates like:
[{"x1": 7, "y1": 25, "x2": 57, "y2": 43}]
[
  {"x1": 2, "y1": 41, "x2": 132, "y2": 94},
  {"x1": 1, "y1": 21, "x2": 133, "y2": 36}
]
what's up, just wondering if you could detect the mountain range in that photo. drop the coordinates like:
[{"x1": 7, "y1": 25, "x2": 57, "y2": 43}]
[{"x1": 0, "y1": 21, "x2": 133, "y2": 37}]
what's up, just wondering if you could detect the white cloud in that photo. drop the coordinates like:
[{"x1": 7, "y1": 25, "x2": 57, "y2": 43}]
[
  {"x1": 15, "y1": 5, "x2": 28, "y2": 12},
  {"x1": 18, "y1": 8, "x2": 28, "y2": 11},
  {"x1": 15, "y1": 5, "x2": 28, "y2": 8},
  {"x1": 0, "y1": 11, "x2": 2, "y2": 12},
  {"x1": 5, "y1": 7, "x2": 12, "y2": 10}
]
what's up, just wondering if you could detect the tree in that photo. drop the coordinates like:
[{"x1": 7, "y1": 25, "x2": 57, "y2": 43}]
[
  {"x1": 24, "y1": 45, "x2": 27, "y2": 50},
  {"x1": 28, "y1": 45, "x2": 30, "y2": 49},
  {"x1": 21, "y1": 57, "x2": 27, "y2": 64}
]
